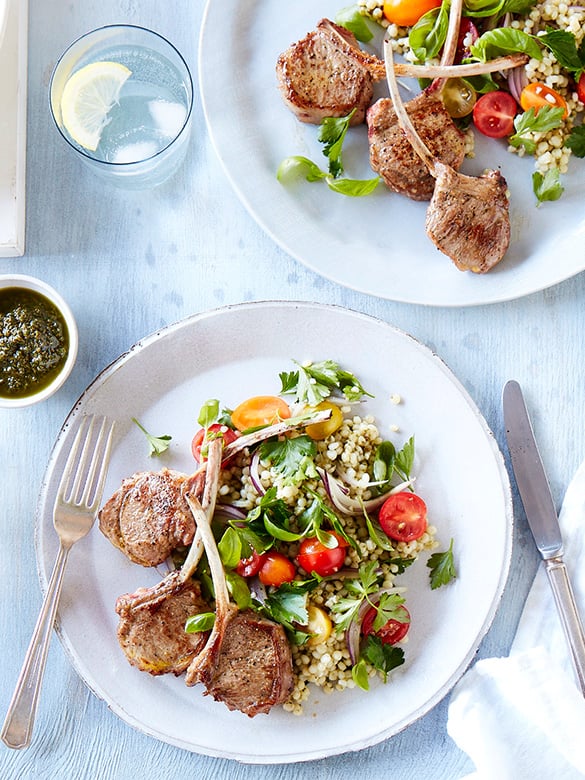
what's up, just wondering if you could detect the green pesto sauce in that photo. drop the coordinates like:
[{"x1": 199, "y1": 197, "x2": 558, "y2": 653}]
[{"x1": 0, "y1": 288, "x2": 69, "y2": 398}]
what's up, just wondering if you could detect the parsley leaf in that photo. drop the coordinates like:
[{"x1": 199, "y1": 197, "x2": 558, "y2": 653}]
[
  {"x1": 540, "y1": 28, "x2": 585, "y2": 77},
  {"x1": 280, "y1": 359, "x2": 373, "y2": 405},
  {"x1": 259, "y1": 434, "x2": 317, "y2": 483},
  {"x1": 131, "y1": 417, "x2": 172, "y2": 457},
  {"x1": 371, "y1": 592, "x2": 409, "y2": 632},
  {"x1": 318, "y1": 111, "x2": 354, "y2": 177},
  {"x1": 427, "y1": 538, "x2": 457, "y2": 589},
  {"x1": 508, "y1": 106, "x2": 565, "y2": 154},
  {"x1": 566, "y1": 126, "x2": 585, "y2": 158},
  {"x1": 360, "y1": 636, "x2": 405, "y2": 684},
  {"x1": 532, "y1": 167, "x2": 564, "y2": 205},
  {"x1": 331, "y1": 562, "x2": 382, "y2": 631}
]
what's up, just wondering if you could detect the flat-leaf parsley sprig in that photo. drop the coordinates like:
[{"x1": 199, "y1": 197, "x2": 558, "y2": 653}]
[
  {"x1": 131, "y1": 417, "x2": 172, "y2": 457},
  {"x1": 279, "y1": 359, "x2": 373, "y2": 406}
]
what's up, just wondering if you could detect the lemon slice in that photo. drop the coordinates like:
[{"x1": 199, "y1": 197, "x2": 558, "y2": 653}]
[{"x1": 60, "y1": 61, "x2": 132, "y2": 151}]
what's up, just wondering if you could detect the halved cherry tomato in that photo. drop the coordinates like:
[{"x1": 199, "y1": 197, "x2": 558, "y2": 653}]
[
  {"x1": 235, "y1": 549, "x2": 265, "y2": 578},
  {"x1": 383, "y1": 0, "x2": 442, "y2": 27},
  {"x1": 231, "y1": 395, "x2": 291, "y2": 432},
  {"x1": 296, "y1": 532, "x2": 348, "y2": 577},
  {"x1": 305, "y1": 401, "x2": 344, "y2": 441},
  {"x1": 258, "y1": 551, "x2": 296, "y2": 587},
  {"x1": 520, "y1": 82, "x2": 568, "y2": 119},
  {"x1": 362, "y1": 603, "x2": 410, "y2": 645},
  {"x1": 442, "y1": 78, "x2": 477, "y2": 119},
  {"x1": 472, "y1": 91, "x2": 518, "y2": 138},
  {"x1": 578, "y1": 73, "x2": 585, "y2": 104},
  {"x1": 378, "y1": 492, "x2": 427, "y2": 542},
  {"x1": 191, "y1": 423, "x2": 238, "y2": 463},
  {"x1": 455, "y1": 18, "x2": 479, "y2": 64}
]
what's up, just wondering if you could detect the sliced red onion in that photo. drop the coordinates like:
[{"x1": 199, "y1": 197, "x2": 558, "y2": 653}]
[
  {"x1": 317, "y1": 467, "x2": 415, "y2": 516},
  {"x1": 249, "y1": 575, "x2": 267, "y2": 604},
  {"x1": 507, "y1": 65, "x2": 528, "y2": 104},
  {"x1": 249, "y1": 449, "x2": 266, "y2": 495},
  {"x1": 344, "y1": 587, "x2": 404, "y2": 665},
  {"x1": 214, "y1": 504, "x2": 247, "y2": 520}
]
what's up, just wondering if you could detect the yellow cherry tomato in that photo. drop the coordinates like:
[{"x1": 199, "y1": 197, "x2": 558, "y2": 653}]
[
  {"x1": 305, "y1": 604, "x2": 333, "y2": 647},
  {"x1": 520, "y1": 82, "x2": 568, "y2": 119},
  {"x1": 441, "y1": 78, "x2": 477, "y2": 118},
  {"x1": 305, "y1": 401, "x2": 344, "y2": 441},
  {"x1": 383, "y1": 0, "x2": 442, "y2": 27}
]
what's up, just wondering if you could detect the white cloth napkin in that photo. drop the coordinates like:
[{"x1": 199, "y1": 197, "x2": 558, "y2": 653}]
[{"x1": 447, "y1": 459, "x2": 585, "y2": 779}]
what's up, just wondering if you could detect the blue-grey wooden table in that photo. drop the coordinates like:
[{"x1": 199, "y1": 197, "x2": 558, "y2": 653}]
[{"x1": 1, "y1": 2, "x2": 584, "y2": 778}]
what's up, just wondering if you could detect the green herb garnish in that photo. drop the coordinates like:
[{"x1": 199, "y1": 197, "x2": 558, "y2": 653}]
[
  {"x1": 131, "y1": 417, "x2": 172, "y2": 457},
  {"x1": 508, "y1": 106, "x2": 565, "y2": 154},
  {"x1": 280, "y1": 359, "x2": 372, "y2": 406},
  {"x1": 427, "y1": 538, "x2": 457, "y2": 589},
  {"x1": 532, "y1": 167, "x2": 564, "y2": 205}
]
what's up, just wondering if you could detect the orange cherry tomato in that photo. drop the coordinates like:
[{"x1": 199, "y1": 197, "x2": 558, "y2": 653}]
[
  {"x1": 520, "y1": 82, "x2": 568, "y2": 119},
  {"x1": 258, "y1": 551, "x2": 296, "y2": 587},
  {"x1": 383, "y1": 0, "x2": 442, "y2": 27},
  {"x1": 231, "y1": 395, "x2": 291, "y2": 431}
]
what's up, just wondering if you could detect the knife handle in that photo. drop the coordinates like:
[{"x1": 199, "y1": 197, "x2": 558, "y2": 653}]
[{"x1": 545, "y1": 557, "x2": 585, "y2": 695}]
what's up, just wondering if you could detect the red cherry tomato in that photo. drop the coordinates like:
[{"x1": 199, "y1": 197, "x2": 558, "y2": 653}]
[
  {"x1": 235, "y1": 549, "x2": 265, "y2": 578},
  {"x1": 383, "y1": 0, "x2": 442, "y2": 27},
  {"x1": 472, "y1": 91, "x2": 518, "y2": 138},
  {"x1": 191, "y1": 423, "x2": 238, "y2": 464},
  {"x1": 578, "y1": 73, "x2": 585, "y2": 104},
  {"x1": 296, "y1": 533, "x2": 348, "y2": 577},
  {"x1": 362, "y1": 604, "x2": 410, "y2": 645},
  {"x1": 455, "y1": 18, "x2": 479, "y2": 63},
  {"x1": 378, "y1": 492, "x2": 428, "y2": 542},
  {"x1": 258, "y1": 551, "x2": 296, "y2": 587}
]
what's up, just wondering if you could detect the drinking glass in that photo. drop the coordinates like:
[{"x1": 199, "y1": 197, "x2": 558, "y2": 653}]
[{"x1": 49, "y1": 25, "x2": 193, "y2": 189}]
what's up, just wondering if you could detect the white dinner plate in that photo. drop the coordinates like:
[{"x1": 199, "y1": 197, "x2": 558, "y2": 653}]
[
  {"x1": 35, "y1": 302, "x2": 512, "y2": 762},
  {"x1": 198, "y1": 1, "x2": 585, "y2": 306}
]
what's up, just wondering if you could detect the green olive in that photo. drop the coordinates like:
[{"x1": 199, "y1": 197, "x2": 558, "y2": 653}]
[{"x1": 441, "y1": 78, "x2": 477, "y2": 119}]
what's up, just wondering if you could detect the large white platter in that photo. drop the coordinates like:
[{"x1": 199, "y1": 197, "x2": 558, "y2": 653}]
[
  {"x1": 198, "y1": 0, "x2": 585, "y2": 306},
  {"x1": 35, "y1": 302, "x2": 512, "y2": 762}
]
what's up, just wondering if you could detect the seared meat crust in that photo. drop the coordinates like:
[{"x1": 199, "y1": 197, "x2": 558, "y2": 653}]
[
  {"x1": 99, "y1": 468, "x2": 203, "y2": 567},
  {"x1": 276, "y1": 18, "x2": 385, "y2": 125},
  {"x1": 367, "y1": 91, "x2": 466, "y2": 201},
  {"x1": 115, "y1": 571, "x2": 210, "y2": 676}
]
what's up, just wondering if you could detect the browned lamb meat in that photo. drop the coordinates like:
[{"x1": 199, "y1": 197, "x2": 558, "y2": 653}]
[
  {"x1": 367, "y1": 0, "x2": 465, "y2": 201},
  {"x1": 367, "y1": 88, "x2": 466, "y2": 201},
  {"x1": 384, "y1": 39, "x2": 510, "y2": 272},
  {"x1": 184, "y1": 440, "x2": 294, "y2": 717},
  {"x1": 276, "y1": 18, "x2": 386, "y2": 125},
  {"x1": 115, "y1": 571, "x2": 211, "y2": 676},
  {"x1": 98, "y1": 468, "x2": 204, "y2": 566}
]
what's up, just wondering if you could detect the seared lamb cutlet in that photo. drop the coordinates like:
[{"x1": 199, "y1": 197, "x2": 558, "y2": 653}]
[
  {"x1": 366, "y1": 0, "x2": 465, "y2": 201},
  {"x1": 276, "y1": 18, "x2": 386, "y2": 125},
  {"x1": 384, "y1": 40, "x2": 510, "y2": 273},
  {"x1": 185, "y1": 439, "x2": 294, "y2": 717},
  {"x1": 99, "y1": 468, "x2": 204, "y2": 566},
  {"x1": 113, "y1": 451, "x2": 222, "y2": 675}
]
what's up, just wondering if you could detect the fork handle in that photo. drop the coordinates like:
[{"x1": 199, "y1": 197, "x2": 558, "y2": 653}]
[{"x1": 1, "y1": 543, "x2": 70, "y2": 749}]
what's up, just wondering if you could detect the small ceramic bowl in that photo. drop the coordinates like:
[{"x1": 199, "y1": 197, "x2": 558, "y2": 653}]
[{"x1": 0, "y1": 274, "x2": 78, "y2": 408}]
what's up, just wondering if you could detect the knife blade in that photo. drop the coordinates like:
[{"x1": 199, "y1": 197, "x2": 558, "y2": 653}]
[{"x1": 503, "y1": 379, "x2": 585, "y2": 694}]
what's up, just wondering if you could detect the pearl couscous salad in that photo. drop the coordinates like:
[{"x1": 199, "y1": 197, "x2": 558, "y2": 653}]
[
  {"x1": 184, "y1": 360, "x2": 456, "y2": 714},
  {"x1": 354, "y1": 0, "x2": 585, "y2": 201}
]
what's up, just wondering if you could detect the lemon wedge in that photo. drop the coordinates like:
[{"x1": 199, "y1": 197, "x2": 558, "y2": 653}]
[{"x1": 60, "y1": 61, "x2": 132, "y2": 151}]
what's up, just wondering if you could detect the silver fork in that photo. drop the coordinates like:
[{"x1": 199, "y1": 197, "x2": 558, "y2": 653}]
[{"x1": 1, "y1": 414, "x2": 115, "y2": 750}]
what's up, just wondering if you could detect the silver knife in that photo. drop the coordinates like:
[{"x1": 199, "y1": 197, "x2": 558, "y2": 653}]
[{"x1": 503, "y1": 379, "x2": 585, "y2": 694}]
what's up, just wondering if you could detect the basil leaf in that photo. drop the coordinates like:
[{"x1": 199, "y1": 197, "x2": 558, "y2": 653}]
[
  {"x1": 326, "y1": 176, "x2": 381, "y2": 197},
  {"x1": 335, "y1": 7, "x2": 374, "y2": 43},
  {"x1": 463, "y1": 0, "x2": 505, "y2": 18},
  {"x1": 409, "y1": 3, "x2": 449, "y2": 63},
  {"x1": 470, "y1": 28, "x2": 542, "y2": 63},
  {"x1": 197, "y1": 399, "x2": 219, "y2": 428},
  {"x1": 277, "y1": 156, "x2": 326, "y2": 183},
  {"x1": 218, "y1": 527, "x2": 242, "y2": 569},
  {"x1": 501, "y1": 0, "x2": 538, "y2": 12},
  {"x1": 185, "y1": 612, "x2": 215, "y2": 633},
  {"x1": 352, "y1": 658, "x2": 370, "y2": 691},
  {"x1": 225, "y1": 571, "x2": 252, "y2": 609}
]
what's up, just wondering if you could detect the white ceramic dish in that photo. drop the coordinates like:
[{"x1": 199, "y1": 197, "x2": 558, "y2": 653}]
[
  {"x1": 198, "y1": 0, "x2": 585, "y2": 307},
  {"x1": 35, "y1": 301, "x2": 512, "y2": 762},
  {"x1": 0, "y1": 274, "x2": 78, "y2": 408}
]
